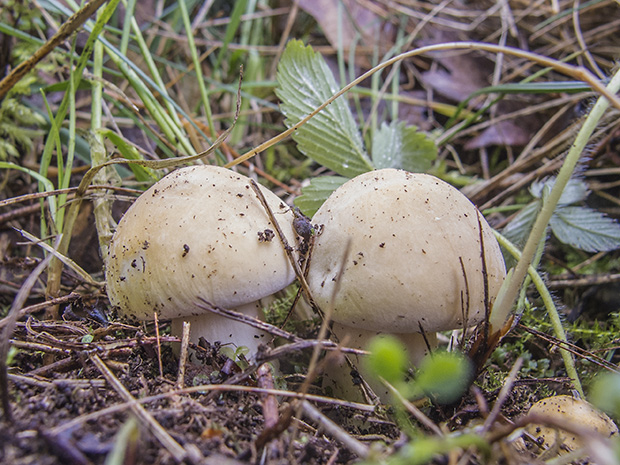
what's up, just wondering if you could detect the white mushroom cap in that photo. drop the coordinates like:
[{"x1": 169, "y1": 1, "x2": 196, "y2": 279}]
[
  {"x1": 308, "y1": 169, "x2": 506, "y2": 334},
  {"x1": 106, "y1": 165, "x2": 299, "y2": 322},
  {"x1": 526, "y1": 395, "x2": 618, "y2": 453}
]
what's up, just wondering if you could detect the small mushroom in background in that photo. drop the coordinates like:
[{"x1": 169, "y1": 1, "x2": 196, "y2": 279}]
[
  {"x1": 307, "y1": 168, "x2": 507, "y2": 401},
  {"x1": 106, "y1": 165, "x2": 299, "y2": 358},
  {"x1": 526, "y1": 395, "x2": 618, "y2": 458}
]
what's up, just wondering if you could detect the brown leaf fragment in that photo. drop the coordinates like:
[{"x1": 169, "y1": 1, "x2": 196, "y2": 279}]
[
  {"x1": 420, "y1": 51, "x2": 494, "y2": 102},
  {"x1": 465, "y1": 119, "x2": 533, "y2": 149},
  {"x1": 298, "y1": 0, "x2": 393, "y2": 57}
]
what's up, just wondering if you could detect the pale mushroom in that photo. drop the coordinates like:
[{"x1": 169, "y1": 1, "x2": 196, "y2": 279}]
[
  {"x1": 526, "y1": 395, "x2": 618, "y2": 457},
  {"x1": 106, "y1": 165, "x2": 299, "y2": 357},
  {"x1": 307, "y1": 168, "x2": 506, "y2": 400}
]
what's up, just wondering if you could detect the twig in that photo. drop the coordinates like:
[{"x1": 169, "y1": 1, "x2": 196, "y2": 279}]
[
  {"x1": 254, "y1": 364, "x2": 286, "y2": 453},
  {"x1": 385, "y1": 381, "x2": 444, "y2": 436},
  {"x1": 8, "y1": 373, "x2": 107, "y2": 389},
  {"x1": 8, "y1": 373, "x2": 52, "y2": 388},
  {"x1": 287, "y1": 243, "x2": 353, "y2": 455},
  {"x1": 10, "y1": 339, "x2": 73, "y2": 356},
  {"x1": 547, "y1": 272, "x2": 620, "y2": 289},
  {"x1": 52, "y1": 383, "x2": 376, "y2": 436},
  {"x1": 248, "y1": 179, "x2": 315, "y2": 309},
  {"x1": 301, "y1": 400, "x2": 370, "y2": 459},
  {"x1": 176, "y1": 322, "x2": 190, "y2": 390},
  {"x1": 0, "y1": 293, "x2": 80, "y2": 331},
  {"x1": 154, "y1": 312, "x2": 164, "y2": 379},
  {"x1": 257, "y1": 364, "x2": 279, "y2": 430},
  {"x1": 481, "y1": 358, "x2": 523, "y2": 433},
  {"x1": 196, "y1": 299, "x2": 302, "y2": 342},
  {"x1": 89, "y1": 354, "x2": 188, "y2": 462},
  {"x1": 0, "y1": 252, "x2": 53, "y2": 421},
  {"x1": 16, "y1": 228, "x2": 103, "y2": 287},
  {"x1": 517, "y1": 324, "x2": 620, "y2": 373},
  {"x1": 29, "y1": 356, "x2": 76, "y2": 376},
  {"x1": 265, "y1": 338, "x2": 368, "y2": 359}
]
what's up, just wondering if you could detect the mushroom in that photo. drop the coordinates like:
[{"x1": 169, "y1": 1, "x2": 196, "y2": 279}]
[
  {"x1": 307, "y1": 168, "x2": 506, "y2": 400},
  {"x1": 526, "y1": 395, "x2": 618, "y2": 457},
  {"x1": 106, "y1": 165, "x2": 299, "y2": 357}
]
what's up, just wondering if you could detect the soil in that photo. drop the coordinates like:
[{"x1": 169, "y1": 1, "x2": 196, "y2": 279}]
[{"x1": 0, "y1": 280, "x2": 576, "y2": 465}]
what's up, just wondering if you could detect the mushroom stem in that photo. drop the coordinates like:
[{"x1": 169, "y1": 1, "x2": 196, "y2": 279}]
[
  {"x1": 324, "y1": 322, "x2": 438, "y2": 403},
  {"x1": 170, "y1": 300, "x2": 272, "y2": 359}
]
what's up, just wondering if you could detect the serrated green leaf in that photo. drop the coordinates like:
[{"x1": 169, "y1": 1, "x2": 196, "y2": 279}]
[
  {"x1": 372, "y1": 121, "x2": 437, "y2": 172},
  {"x1": 294, "y1": 175, "x2": 348, "y2": 217},
  {"x1": 530, "y1": 177, "x2": 589, "y2": 205},
  {"x1": 502, "y1": 201, "x2": 542, "y2": 247},
  {"x1": 276, "y1": 40, "x2": 373, "y2": 178},
  {"x1": 550, "y1": 206, "x2": 620, "y2": 252}
]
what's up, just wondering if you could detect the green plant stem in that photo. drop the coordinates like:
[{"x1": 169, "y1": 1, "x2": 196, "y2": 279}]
[
  {"x1": 119, "y1": 0, "x2": 136, "y2": 55},
  {"x1": 56, "y1": 51, "x2": 78, "y2": 231},
  {"x1": 126, "y1": 16, "x2": 180, "y2": 126},
  {"x1": 90, "y1": 14, "x2": 115, "y2": 261},
  {"x1": 515, "y1": 231, "x2": 546, "y2": 317},
  {"x1": 489, "y1": 67, "x2": 620, "y2": 332},
  {"x1": 495, "y1": 231, "x2": 584, "y2": 396},
  {"x1": 45, "y1": 35, "x2": 80, "y2": 312},
  {"x1": 178, "y1": 0, "x2": 215, "y2": 137},
  {"x1": 61, "y1": 0, "x2": 195, "y2": 157},
  {"x1": 43, "y1": 0, "x2": 121, "y2": 309}
]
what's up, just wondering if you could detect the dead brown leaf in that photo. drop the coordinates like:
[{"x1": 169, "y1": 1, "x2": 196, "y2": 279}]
[{"x1": 298, "y1": 0, "x2": 393, "y2": 60}]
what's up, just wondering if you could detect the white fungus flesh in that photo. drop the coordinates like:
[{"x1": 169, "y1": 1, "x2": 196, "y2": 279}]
[
  {"x1": 308, "y1": 169, "x2": 506, "y2": 401},
  {"x1": 106, "y1": 165, "x2": 299, "y2": 354},
  {"x1": 309, "y1": 168, "x2": 506, "y2": 335}
]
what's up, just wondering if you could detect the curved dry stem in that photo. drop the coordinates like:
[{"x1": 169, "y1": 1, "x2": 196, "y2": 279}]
[{"x1": 226, "y1": 41, "x2": 620, "y2": 168}]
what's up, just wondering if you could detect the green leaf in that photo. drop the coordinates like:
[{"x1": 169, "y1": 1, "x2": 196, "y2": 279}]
[
  {"x1": 414, "y1": 351, "x2": 472, "y2": 404},
  {"x1": 276, "y1": 40, "x2": 373, "y2": 178},
  {"x1": 502, "y1": 201, "x2": 542, "y2": 247},
  {"x1": 6, "y1": 346, "x2": 18, "y2": 366},
  {"x1": 371, "y1": 121, "x2": 437, "y2": 172},
  {"x1": 590, "y1": 372, "x2": 620, "y2": 418},
  {"x1": 99, "y1": 129, "x2": 157, "y2": 182},
  {"x1": 365, "y1": 335, "x2": 409, "y2": 385},
  {"x1": 294, "y1": 175, "x2": 348, "y2": 217},
  {"x1": 550, "y1": 206, "x2": 620, "y2": 252},
  {"x1": 104, "y1": 417, "x2": 139, "y2": 465}
]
